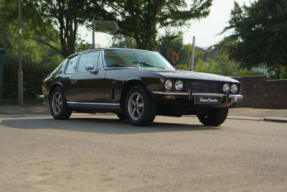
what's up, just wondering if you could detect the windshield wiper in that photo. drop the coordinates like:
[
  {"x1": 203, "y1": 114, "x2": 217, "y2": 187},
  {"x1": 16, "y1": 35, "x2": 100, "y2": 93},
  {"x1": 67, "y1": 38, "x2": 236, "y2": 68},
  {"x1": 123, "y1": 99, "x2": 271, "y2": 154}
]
[{"x1": 133, "y1": 61, "x2": 166, "y2": 69}]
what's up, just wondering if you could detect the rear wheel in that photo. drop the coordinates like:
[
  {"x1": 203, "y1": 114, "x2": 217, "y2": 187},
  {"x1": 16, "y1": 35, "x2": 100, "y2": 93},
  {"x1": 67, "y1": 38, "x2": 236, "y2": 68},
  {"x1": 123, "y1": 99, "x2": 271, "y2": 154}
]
[
  {"x1": 49, "y1": 87, "x2": 72, "y2": 120},
  {"x1": 197, "y1": 108, "x2": 228, "y2": 126},
  {"x1": 125, "y1": 86, "x2": 156, "y2": 126}
]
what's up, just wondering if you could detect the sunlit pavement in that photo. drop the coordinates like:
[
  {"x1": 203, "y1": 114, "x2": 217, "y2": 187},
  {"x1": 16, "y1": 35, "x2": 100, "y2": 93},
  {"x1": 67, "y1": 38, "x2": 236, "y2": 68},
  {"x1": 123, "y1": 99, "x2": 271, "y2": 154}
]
[{"x1": 0, "y1": 114, "x2": 287, "y2": 192}]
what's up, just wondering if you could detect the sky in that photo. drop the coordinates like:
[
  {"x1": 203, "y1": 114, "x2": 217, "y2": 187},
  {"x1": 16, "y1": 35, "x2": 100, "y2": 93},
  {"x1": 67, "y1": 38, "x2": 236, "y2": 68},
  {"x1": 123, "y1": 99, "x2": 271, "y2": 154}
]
[{"x1": 79, "y1": 0, "x2": 254, "y2": 49}]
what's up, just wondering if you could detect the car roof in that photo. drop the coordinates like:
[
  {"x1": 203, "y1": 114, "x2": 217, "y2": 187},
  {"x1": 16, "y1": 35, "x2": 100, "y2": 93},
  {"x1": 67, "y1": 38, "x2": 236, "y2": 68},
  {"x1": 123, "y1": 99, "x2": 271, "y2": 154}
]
[{"x1": 68, "y1": 48, "x2": 157, "y2": 58}]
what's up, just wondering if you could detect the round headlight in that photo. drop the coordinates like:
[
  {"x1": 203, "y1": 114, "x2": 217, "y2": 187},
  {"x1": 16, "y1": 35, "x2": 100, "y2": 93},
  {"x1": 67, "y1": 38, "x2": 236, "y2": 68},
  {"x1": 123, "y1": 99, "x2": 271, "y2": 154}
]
[
  {"x1": 231, "y1": 84, "x2": 238, "y2": 94},
  {"x1": 164, "y1": 79, "x2": 173, "y2": 91},
  {"x1": 222, "y1": 83, "x2": 230, "y2": 93},
  {"x1": 175, "y1": 80, "x2": 184, "y2": 91}
]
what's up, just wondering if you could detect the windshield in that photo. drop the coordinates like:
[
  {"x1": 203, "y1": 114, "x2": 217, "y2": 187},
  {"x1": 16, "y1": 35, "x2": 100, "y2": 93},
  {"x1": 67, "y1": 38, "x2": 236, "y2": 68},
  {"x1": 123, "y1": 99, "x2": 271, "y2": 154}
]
[{"x1": 104, "y1": 49, "x2": 175, "y2": 70}]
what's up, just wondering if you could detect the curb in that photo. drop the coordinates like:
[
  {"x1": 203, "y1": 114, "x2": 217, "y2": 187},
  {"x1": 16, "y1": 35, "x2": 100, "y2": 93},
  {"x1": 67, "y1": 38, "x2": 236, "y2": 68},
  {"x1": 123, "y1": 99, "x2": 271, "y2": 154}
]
[
  {"x1": 227, "y1": 116, "x2": 264, "y2": 121},
  {"x1": 228, "y1": 116, "x2": 287, "y2": 123},
  {"x1": 264, "y1": 117, "x2": 287, "y2": 123},
  {"x1": 1, "y1": 113, "x2": 287, "y2": 123}
]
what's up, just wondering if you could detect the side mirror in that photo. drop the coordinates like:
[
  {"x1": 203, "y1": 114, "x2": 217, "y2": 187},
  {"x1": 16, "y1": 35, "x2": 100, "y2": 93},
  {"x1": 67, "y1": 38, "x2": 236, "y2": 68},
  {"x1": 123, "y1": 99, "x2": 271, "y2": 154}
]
[
  {"x1": 85, "y1": 64, "x2": 99, "y2": 74},
  {"x1": 85, "y1": 65, "x2": 94, "y2": 71}
]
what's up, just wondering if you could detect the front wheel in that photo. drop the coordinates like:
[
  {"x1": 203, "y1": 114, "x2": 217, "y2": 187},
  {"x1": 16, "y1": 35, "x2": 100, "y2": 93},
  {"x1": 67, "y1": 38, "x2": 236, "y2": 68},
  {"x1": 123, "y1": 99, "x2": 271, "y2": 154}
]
[
  {"x1": 197, "y1": 108, "x2": 228, "y2": 126},
  {"x1": 49, "y1": 87, "x2": 72, "y2": 120},
  {"x1": 125, "y1": 86, "x2": 156, "y2": 126}
]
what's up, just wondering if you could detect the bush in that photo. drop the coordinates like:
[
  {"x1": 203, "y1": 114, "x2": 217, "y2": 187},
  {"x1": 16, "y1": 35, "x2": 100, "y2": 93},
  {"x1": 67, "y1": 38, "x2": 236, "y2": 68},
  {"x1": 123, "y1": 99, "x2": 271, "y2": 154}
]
[
  {"x1": 175, "y1": 64, "x2": 190, "y2": 70},
  {"x1": 3, "y1": 54, "x2": 57, "y2": 102}
]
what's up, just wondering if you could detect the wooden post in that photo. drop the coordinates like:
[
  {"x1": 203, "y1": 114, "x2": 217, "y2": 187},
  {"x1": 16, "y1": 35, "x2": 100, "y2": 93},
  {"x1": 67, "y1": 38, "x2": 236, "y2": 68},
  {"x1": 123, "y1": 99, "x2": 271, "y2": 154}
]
[{"x1": 0, "y1": 48, "x2": 5, "y2": 103}]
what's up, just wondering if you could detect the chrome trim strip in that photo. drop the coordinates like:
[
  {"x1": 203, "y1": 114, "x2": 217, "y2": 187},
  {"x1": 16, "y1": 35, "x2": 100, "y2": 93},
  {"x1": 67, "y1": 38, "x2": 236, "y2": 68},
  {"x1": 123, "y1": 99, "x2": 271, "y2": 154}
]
[
  {"x1": 152, "y1": 91, "x2": 189, "y2": 96},
  {"x1": 151, "y1": 91, "x2": 243, "y2": 101},
  {"x1": 192, "y1": 93, "x2": 225, "y2": 97},
  {"x1": 67, "y1": 102, "x2": 120, "y2": 109}
]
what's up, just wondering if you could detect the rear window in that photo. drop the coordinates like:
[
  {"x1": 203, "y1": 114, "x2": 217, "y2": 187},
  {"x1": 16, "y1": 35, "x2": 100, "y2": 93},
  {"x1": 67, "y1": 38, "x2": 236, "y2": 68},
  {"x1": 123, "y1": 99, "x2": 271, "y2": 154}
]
[{"x1": 50, "y1": 59, "x2": 67, "y2": 76}]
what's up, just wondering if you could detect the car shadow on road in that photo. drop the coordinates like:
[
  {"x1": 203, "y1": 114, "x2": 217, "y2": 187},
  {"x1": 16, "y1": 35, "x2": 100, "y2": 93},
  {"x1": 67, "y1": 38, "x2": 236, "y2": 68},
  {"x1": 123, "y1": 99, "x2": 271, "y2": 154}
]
[{"x1": 0, "y1": 116, "x2": 219, "y2": 134}]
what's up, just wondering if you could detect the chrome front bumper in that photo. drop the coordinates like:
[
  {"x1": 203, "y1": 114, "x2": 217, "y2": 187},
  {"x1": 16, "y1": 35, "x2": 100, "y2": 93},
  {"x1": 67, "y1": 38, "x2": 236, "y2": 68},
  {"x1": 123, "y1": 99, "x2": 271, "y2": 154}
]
[
  {"x1": 228, "y1": 94, "x2": 244, "y2": 102},
  {"x1": 152, "y1": 91, "x2": 243, "y2": 103}
]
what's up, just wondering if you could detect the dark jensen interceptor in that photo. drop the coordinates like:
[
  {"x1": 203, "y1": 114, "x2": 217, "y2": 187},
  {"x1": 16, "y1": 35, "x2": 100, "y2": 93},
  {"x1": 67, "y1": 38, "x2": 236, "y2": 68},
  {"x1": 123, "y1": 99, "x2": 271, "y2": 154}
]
[{"x1": 42, "y1": 48, "x2": 243, "y2": 126}]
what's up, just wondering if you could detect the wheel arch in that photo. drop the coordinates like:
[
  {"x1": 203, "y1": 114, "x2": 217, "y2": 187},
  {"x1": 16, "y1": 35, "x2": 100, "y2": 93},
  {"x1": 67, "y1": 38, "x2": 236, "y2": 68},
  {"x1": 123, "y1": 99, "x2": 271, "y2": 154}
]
[
  {"x1": 49, "y1": 82, "x2": 64, "y2": 100},
  {"x1": 120, "y1": 79, "x2": 150, "y2": 111}
]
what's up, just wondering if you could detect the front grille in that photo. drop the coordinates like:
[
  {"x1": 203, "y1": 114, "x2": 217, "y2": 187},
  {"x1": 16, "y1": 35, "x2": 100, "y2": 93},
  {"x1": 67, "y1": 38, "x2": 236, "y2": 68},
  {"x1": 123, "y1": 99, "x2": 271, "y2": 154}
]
[{"x1": 185, "y1": 80, "x2": 223, "y2": 93}]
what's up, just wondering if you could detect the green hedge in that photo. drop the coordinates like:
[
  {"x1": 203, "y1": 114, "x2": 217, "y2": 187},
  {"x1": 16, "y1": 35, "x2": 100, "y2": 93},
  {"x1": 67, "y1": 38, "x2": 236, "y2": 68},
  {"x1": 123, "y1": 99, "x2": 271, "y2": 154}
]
[{"x1": 3, "y1": 54, "x2": 57, "y2": 102}]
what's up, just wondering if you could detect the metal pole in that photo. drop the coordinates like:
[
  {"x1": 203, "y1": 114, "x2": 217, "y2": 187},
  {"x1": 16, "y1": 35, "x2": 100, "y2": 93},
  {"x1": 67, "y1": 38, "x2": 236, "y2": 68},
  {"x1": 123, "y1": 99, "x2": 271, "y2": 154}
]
[
  {"x1": 92, "y1": 29, "x2": 95, "y2": 49},
  {"x1": 18, "y1": 0, "x2": 23, "y2": 104},
  {"x1": 190, "y1": 36, "x2": 196, "y2": 71},
  {"x1": 92, "y1": 21, "x2": 95, "y2": 49}
]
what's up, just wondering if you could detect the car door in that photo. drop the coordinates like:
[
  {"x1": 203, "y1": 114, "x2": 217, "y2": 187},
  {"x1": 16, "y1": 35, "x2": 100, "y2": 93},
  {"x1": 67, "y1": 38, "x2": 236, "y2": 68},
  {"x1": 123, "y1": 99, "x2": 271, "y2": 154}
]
[
  {"x1": 67, "y1": 51, "x2": 106, "y2": 103},
  {"x1": 62, "y1": 54, "x2": 79, "y2": 101}
]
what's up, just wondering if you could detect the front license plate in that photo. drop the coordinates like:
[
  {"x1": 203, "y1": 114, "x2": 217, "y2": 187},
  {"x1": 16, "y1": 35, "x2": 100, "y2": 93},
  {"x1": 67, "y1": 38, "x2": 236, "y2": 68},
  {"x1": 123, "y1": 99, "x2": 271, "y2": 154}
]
[{"x1": 194, "y1": 96, "x2": 222, "y2": 104}]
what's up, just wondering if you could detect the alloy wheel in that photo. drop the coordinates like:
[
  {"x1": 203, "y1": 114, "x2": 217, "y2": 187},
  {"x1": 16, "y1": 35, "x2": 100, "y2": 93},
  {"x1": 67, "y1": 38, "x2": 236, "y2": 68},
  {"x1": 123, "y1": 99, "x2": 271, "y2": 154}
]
[
  {"x1": 128, "y1": 92, "x2": 144, "y2": 121},
  {"x1": 52, "y1": 92, "x2": 63, "y2": 115}
]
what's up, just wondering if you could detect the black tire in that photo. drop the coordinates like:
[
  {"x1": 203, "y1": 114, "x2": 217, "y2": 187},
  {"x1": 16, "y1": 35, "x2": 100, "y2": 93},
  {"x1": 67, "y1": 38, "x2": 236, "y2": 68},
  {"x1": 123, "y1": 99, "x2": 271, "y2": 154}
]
[
  {"x1": 125, "y1": 86, "x2": 156, "y2": 126},
  {"x1": 116, "y1": 112, "x2": 127, "y2": 121},
  {"x1": 197, "y1": 108, "x2": 228, "y2": 126},
  {"x1": 49, "y1": 87, "x2": 72, "y2": 120}
]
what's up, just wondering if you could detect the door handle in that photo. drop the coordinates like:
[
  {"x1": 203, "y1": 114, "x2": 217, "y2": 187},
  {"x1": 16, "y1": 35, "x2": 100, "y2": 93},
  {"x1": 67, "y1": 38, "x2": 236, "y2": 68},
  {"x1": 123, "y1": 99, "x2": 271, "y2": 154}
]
[{"x1": 90, "y1": 69, "x2": 99, "y2": 74}]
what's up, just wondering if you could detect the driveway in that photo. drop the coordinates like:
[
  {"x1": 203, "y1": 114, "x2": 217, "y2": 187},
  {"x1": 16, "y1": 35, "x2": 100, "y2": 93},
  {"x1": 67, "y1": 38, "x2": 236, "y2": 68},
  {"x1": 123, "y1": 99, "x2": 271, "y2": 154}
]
[{"x1": 0, "y1": 114, "x2": 287, "y2": 192}]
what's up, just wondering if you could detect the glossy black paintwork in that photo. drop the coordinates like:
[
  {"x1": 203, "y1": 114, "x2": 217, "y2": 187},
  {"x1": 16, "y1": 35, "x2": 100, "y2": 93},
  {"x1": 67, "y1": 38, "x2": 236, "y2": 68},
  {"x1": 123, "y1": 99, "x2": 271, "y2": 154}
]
[{"x1": 43, "y1": 48, "x2": 240, "y2": 115}]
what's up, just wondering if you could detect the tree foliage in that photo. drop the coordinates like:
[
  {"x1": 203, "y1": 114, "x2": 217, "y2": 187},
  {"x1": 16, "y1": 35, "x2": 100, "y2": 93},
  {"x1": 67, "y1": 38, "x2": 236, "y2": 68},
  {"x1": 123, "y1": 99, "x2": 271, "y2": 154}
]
[
  {"x1": 159, "y1": 33, "x2": 184, "y2": 65},
  {"x1": 111, "y1": 34, "x2": 137, "y2": 49},
  {"x1": 2, "y1": 0, "x2": 212, "y2": 56},
  {"x1": 163, "y1": 36, "x2": 264, "y2": 77},
  {"x1": 94, "y1": 0, "x2": 212, "y2": 50},
  {"x1": 22, "y1": 0, "x2": 95, "y2": 57},
  {"x1": 158, "y1": 33, "x2": 205, "y2": 67},
  {"x1": 0, "y1": 0, "x2": 63, "y2": 102},
  {"x1": 225, "y1": 0, "x2": 287, "y2": 78}
]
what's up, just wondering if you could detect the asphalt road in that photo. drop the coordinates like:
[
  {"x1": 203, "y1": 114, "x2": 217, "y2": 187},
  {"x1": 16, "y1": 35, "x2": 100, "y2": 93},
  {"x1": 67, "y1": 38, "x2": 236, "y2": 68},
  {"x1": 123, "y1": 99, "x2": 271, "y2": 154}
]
[{"x1": 0, "y1": 114, "x2": 287, "y2": 192}]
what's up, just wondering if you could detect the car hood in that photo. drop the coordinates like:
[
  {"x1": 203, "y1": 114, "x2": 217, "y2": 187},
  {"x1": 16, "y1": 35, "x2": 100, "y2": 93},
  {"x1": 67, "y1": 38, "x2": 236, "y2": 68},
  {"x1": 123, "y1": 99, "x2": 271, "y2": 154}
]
[{"x1": 147, "y1": 69, "x2": 239, "y2": 83}]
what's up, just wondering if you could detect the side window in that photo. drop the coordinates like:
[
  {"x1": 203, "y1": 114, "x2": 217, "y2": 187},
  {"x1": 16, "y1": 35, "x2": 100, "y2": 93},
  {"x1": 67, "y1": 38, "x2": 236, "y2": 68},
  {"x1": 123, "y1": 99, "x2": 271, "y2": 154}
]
[
  {"x1": 65, "y1": 55, "x2": 78, "y2": 74},
  {"x1": 77, "y1": 52, "x2": 100, "y2": 72},
  {"x1": 57, "y1": 58, "x2": 67, "y2": 73},
  {"x1": 50, "y1": 59, "x2": 66, "y2": 76}
]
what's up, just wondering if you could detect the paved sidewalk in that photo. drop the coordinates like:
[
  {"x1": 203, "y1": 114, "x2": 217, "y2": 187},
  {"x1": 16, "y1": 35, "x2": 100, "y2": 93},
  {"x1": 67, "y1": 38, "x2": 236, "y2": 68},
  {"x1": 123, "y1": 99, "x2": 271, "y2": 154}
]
[
  {"x1": 228, "y1": 107, "x2": 287, "y2": 123},
  {"x1": 0, "y1": 104, "x2": 49, "y2": 115},
  {"x1": 229, "y1": 107, "x2": 287, "y2": 118},
  {"x1": 0, "y1": 105, "x2": 286, "y2": 122}
]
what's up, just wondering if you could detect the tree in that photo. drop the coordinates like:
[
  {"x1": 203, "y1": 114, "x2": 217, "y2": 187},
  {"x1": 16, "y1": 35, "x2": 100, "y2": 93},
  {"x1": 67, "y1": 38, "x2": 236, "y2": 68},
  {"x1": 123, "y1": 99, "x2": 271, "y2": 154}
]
[
  {"x1": 158, "y1": 33, "x2": 206, "y2": 68},
  {"x1": 0, "y1": 0, "x2": 62, "y2": 62},
  {"x1": 21, "y1": 0, "x2": 96, "y2": 57},
  {"x1": 225, "y1": 0, "x2": 287, "y2": 78},
  {"x1": 0, "y1": 0, "x2": 63, "y2": 101},
  {"x1": 159, "y1": 33, "x2": 183, "y2": 65},
  {"x1": 94, "y1": 0, "x2": 212, "y2": 50},
  {"x1": 111, "y1": 34, "x2": 137, "y2": 48}
]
